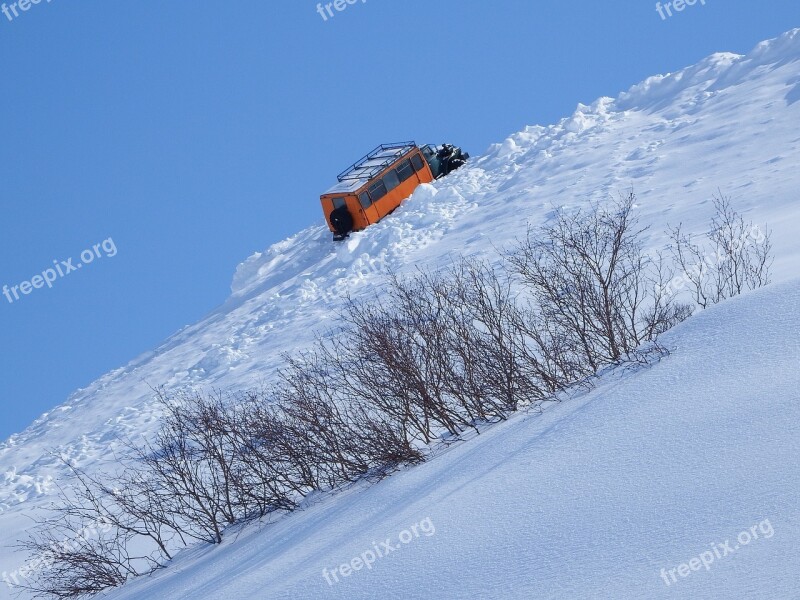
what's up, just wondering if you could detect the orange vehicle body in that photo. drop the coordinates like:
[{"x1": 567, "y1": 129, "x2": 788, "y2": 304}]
[{"x1": 320, "y1": 143, "x2": 435, "y2": 237}]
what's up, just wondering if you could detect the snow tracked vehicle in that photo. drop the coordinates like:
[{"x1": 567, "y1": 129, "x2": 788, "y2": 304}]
[{"x1": 321, "y1": 141, "x2": 469, "y2": 241}]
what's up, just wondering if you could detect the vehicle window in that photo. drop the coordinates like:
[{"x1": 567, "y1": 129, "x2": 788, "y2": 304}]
[
  {"x1": 333, "y1": 197, "x2": 347, "y2": 209},
  {"x1": 411, "y1": 153, "x2": 425, "y2": 172},
  {"x1": 383, "y1": 169, "x2": 400, "y2": 192},
  {"x1": 396, "y1": 159, "x2": 414, "y2": 182},
  {"x1": 358, "y1": 191, "x2": 371, "y2": 209},
  {"x1": 368, "y1": 179, "x2": 387, "y2": 202}
]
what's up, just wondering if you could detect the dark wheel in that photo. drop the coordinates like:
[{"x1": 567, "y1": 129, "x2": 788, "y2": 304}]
[{"x1": 330, "y1": 205, "x2": 354, "y2": 240}]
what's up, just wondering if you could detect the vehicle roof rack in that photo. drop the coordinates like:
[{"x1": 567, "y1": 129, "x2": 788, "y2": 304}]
[{"x1": 336, "y1": 141, "x2": 417, "y2": 183}]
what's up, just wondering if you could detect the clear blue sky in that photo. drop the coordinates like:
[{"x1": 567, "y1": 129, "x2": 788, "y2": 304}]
[{"x1": 0, "y1": 0, "x2": 798, "y2": 441}]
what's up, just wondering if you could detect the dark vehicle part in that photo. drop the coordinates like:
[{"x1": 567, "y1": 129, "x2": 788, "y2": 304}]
[
  {"x1": 330, "y1": 205, "x2": 354, "y2": 240},
  {"x1": 422, "y1": 144, "x2": 469, "y2": 178}
]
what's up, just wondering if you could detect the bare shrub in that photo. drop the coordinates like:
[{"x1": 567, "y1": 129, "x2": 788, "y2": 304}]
[
  {"x1": 275, "y1": 351, "x2": 422, "y2": 488},
  {"x1": 336, "y1": 291, "x2": 463, "y2": 441},
  {"x1": 327, "y1": 256, "x2": 566, "y2": 445},
  {"x1": 17, "y1": 518, "x2": 136, "y2": 600},
  {"x1": 125, "y1": 392, "x2": 240, "y2": 545},
  {"x1": 15, "y1": 472, "x2": 151, "y2": 600},
  {"x1": 21, "y1": 190, "x2": 758, "y2": 600},
  {"x1": 219, "y1": 391, "x2": 307, "y2": 512},
  {"x1": 437, "y1": 260, "x2": 553, "y2": 412},
  {"x1": 669, "y1": 194, "x2": 773, "y2": 308},
  {"x1": 508, "y1": 192, "x2": 691, "y2": 370}
]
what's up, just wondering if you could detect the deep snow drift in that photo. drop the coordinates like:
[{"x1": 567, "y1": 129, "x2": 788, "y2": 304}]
[{"x1": 2, "y1": 28, "x2": 800, "y2": 600}]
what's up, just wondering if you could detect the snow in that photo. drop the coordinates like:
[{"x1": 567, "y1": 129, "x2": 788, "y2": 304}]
[
  {"x1": 3, "y1": 28, "x2": 800, "y2": 600},
  {"x1": 102, "y1": 279, "x2": 800, "y2": 600}
]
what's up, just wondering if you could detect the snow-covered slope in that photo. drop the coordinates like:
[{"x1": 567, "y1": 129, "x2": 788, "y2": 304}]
[
  {"x1": 3, "y1": 28, "x2": 800, "y2": 600},
  {"x1": 102, "y1": 278, "x2": 800, "y2": 600}
]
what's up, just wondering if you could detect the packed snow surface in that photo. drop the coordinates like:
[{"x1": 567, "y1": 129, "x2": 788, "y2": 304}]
[
  {"x1": 105, "y1": 279, "x2": 800, "y2": 600},
  {"x1": 2, "y1": 28, "x2": 800, "y2": 600}
]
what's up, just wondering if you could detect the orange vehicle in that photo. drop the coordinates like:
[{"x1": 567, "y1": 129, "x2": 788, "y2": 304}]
[{"x1": 321, "y1": 141, "x2": 468, "y2": 241}]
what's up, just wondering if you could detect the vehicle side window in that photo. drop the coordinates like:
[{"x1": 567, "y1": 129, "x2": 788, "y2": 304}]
[
  {"x1": 368, "y1": 179, "x2": 387, "y2": 202},
  {"x1": 383, "y1": 169, "x2": 400, "y2": 192},
  {"x1": 411, "y1": 153, "x2": 425, "y2": 172},
  {"x1": 358, "y1": 192, "x2": 371, "y2": 209},
  {"x1": 396, "y1": 159, "x2": 414, "y2": 182},
  {"x1": 333, "y1": 197, "x2": 347, "y2": 209}
]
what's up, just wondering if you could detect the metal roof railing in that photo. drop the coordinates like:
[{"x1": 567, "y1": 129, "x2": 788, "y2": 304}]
[{"x1": 336, "y1": 141, "x2": 417, "y2": 183}]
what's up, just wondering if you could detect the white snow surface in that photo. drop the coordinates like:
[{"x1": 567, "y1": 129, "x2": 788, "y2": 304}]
[
  {"x1": 106, "y1": 280, "x2": 800, "y2": 600},
  {"x1": 3, "y1": 28, "x2": 800, "y2": 600}
]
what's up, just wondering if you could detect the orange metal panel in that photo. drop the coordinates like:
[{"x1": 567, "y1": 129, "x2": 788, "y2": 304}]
[{"x1": 320, "y1": 147, "x2": 435, "y2": 235}]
